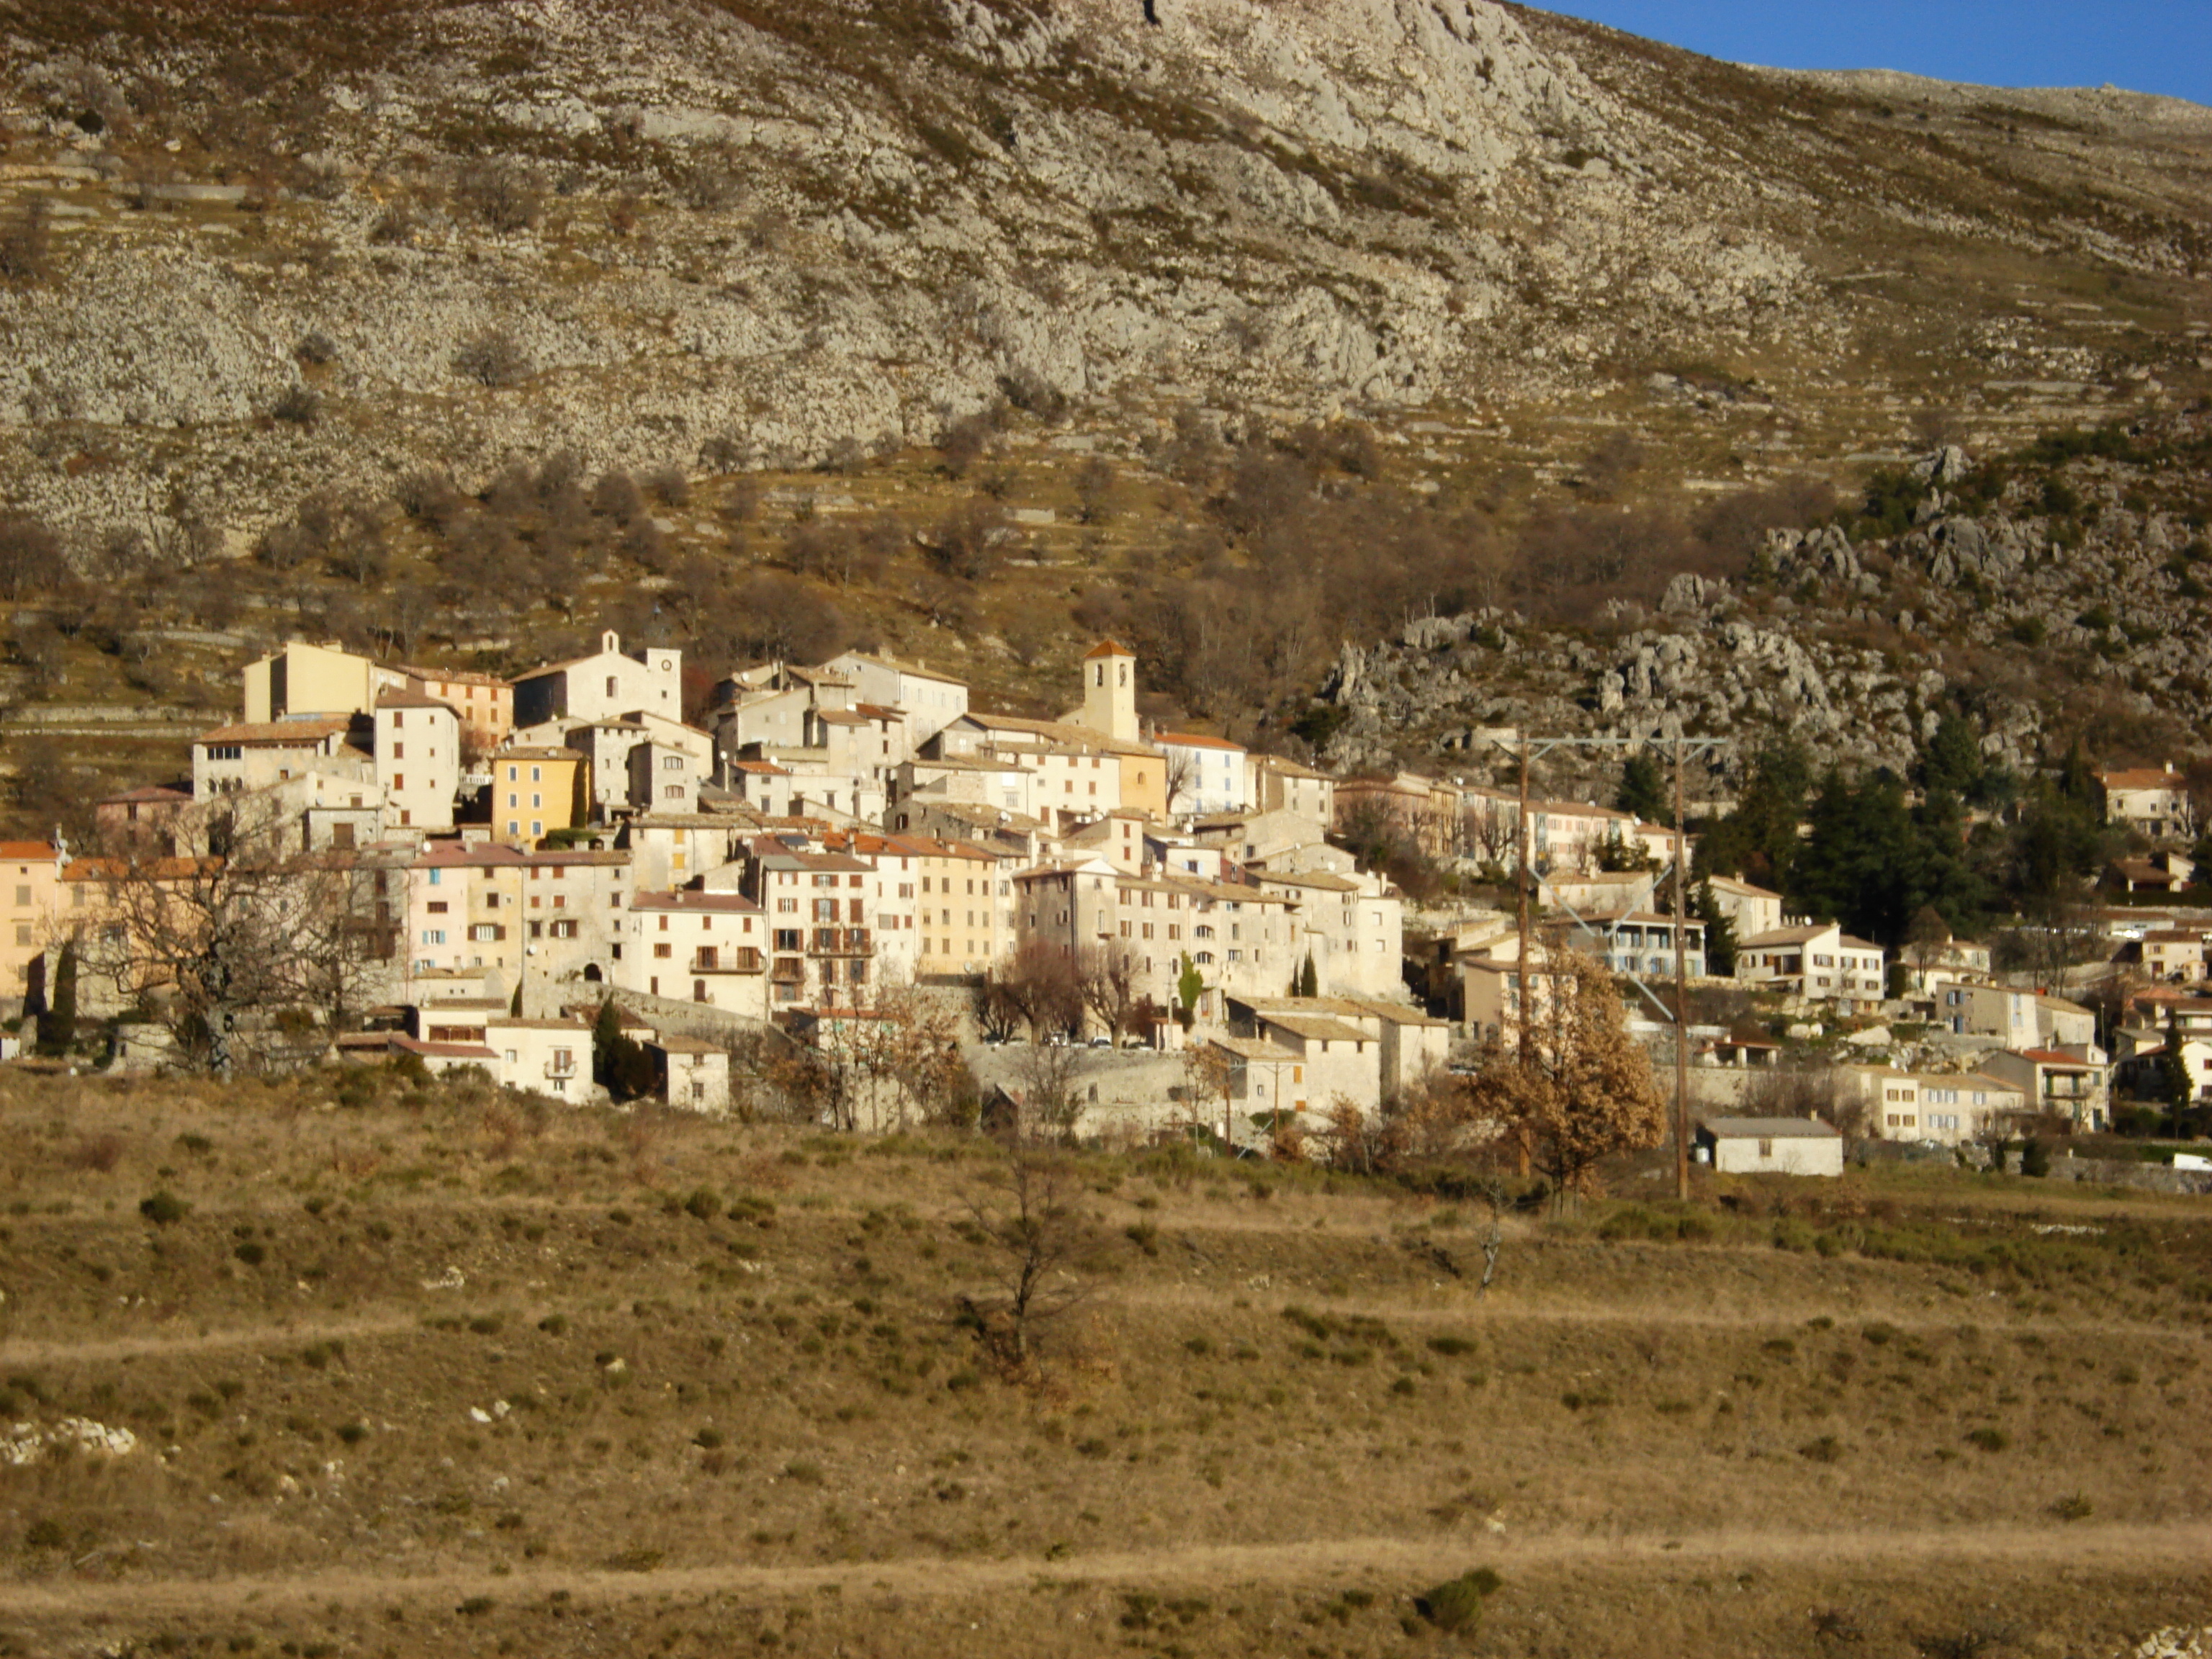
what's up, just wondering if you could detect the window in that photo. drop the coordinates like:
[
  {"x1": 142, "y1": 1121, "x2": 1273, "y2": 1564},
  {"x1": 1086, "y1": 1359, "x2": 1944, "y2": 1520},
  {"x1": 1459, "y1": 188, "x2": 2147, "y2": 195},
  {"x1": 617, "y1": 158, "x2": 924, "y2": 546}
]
[
  {"x1": 422, "y1": 929, "x2": 446, "y2": 945},
  {"x1": 662, "y1": 755, "x2": 683, "y2": 770},
  {"x1": 1758, "y1": 1138, "x2": 1774, "y2": 1159}
]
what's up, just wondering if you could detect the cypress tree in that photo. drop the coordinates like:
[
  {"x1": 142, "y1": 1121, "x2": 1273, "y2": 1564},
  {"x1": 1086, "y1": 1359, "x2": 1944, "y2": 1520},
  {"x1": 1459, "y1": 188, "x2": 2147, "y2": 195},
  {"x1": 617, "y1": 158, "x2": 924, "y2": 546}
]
[{"x1": 39, "y1": 942, "x2": 76, "y2": 1056}]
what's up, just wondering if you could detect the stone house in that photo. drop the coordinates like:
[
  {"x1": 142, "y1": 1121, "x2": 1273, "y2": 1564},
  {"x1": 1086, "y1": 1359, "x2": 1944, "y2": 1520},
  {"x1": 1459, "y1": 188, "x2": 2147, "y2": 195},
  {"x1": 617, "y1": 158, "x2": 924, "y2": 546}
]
[
  {"x1": 484, "y1": 1015, "x2": 593, "y2": 1102},
  {"x1": 512, "y1": 631, "x2": 682, "y2": 729},
  {"x1": 1703, "y1": 874, "x2": 1789, "y2": 943},
  {"x1": 192, "y1": 716, "x2": 369, "y2": 799},
  {"x1": 617, "y1": 889, "x2": 769, "y2": 1019},
  {"x1": 1159, "y1": 732, "x2": 1249, "y2": 815},
  {"x1": 1734, "y1": 922, "x2": 1884, "y2": 1007},
  {"x1": 1695, "y1": 1117, "x2": 1844, "y2": 1176},
  {"x1": 374, "y1": 691, "x2": 460, "y2": 832},
  {"x1": 652, "y1": 1034, "x2": 732, "y2": 1112},
  {"x1": 1246, "y1": 753, "x2": 1334, "y2": 824},
  {"x1": 1, "y1": 841, "x2": 61, "y2": 1014},
  {"x1": 1983, "y1": 1047, "x2": 2110, "y2": 1130},
  {"x1": 2096, "y1": 764, "x2": 2192, "y2": 842}
]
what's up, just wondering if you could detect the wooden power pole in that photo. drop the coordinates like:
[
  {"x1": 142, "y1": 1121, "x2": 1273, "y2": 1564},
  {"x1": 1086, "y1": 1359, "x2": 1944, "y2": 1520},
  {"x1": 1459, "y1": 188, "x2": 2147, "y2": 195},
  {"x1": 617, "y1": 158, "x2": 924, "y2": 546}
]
[
  {"x1": 1673, "y1": 737, "x2": 1691, "y2": 1201},
  {"x1": 1516, "y1": 739, "x2": 1533, "y2": 1179}
]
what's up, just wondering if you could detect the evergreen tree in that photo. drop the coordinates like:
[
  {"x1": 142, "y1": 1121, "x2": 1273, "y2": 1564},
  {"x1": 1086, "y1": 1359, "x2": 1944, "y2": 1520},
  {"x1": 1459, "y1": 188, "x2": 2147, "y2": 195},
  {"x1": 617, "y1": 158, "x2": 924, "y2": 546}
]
[
  {"x1": 1790, "y1": 767, "x2": 1916, "y2": 947},
  {"x1": 1298, "y1": 953, "x2": 1318, "y2": 998},
  {"x1": 1615, "y1": 752, "x2": 1670, "y2": 827},
  {"x1": 38, "y1": 941, "x2": 76, "y2": 1056},
  {"x1": 592, "y1": 998, "x2": 655, "y2": 1100},
  {"x1": 2162, "y1": 1040, "x2": 2194, "y2": 1111},
  {"x1": 1174, "y1": 954, "x2": 1203, "y2": 1030},
  {"x1": 2005, "y1": 777, "x2": 2106, "y2": 913},
  {"x1": 1693, "y1": 879, "x2": 1736, "y2": 976},
  {"x1": 1915, "y1": 714, "x2": 1984, "y2": 801},
  {"x1": 1908, "y1": 784, "x2": 1993, "y2": 941},
  {"x1": 1694, "y1": 737, "x2": 1812, "y2": 892}
]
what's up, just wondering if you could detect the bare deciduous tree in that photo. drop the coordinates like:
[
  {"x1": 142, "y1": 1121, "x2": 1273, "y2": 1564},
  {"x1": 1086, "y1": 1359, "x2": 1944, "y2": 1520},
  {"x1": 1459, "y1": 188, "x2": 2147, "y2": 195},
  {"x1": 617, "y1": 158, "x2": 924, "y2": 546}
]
[
  {"x1": 68, "y1": 803, "x2": 380, "y2": 1072},
  {"x1": 1076, "y1": 943, "x2": 1144, "y2": 1045},
  {"x1": 958, "y1": 1141, "x2": 1093, "y2": 1373},
  {"x1": 983, "y1": 940, "x2": 1083, "y2": 1043}
]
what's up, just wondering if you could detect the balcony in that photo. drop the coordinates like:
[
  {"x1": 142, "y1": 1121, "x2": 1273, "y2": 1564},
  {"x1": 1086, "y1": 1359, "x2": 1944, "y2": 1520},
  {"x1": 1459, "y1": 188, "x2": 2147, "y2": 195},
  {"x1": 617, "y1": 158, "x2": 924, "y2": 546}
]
[
  {"x1": 692, "y1": 948, "x2": 763, "y2": 974},
  {"x1": 544, "y1": 1060, "x2": 578, "y2": 1079},
  {"x1": 810, "y1": 927, "x2": 873, "y2": 956},
  {"x1": 770, "y1": 956, "x2": 805, "y2": 983}
]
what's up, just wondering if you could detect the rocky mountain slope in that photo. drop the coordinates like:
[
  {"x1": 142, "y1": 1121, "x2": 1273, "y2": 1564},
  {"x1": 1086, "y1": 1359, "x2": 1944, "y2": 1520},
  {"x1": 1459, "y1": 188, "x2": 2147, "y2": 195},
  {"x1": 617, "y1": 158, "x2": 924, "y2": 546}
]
[
  {"x1": 0, "y1": 0, "x2": 2207, "y2": 543},
  {"x1": 1314, "y1": 419, "x2": 2212, "y2": 788},
  {"x1": 0, "y1": 0, "x2": 2208, "y2": 809}
]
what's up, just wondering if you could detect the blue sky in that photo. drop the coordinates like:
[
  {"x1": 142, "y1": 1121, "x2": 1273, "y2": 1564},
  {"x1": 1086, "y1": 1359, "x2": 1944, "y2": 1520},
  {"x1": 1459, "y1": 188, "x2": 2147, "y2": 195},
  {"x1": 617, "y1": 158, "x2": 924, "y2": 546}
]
[{"x1": 1540, "y1": 3, "x2": 2212, "y2": 107}]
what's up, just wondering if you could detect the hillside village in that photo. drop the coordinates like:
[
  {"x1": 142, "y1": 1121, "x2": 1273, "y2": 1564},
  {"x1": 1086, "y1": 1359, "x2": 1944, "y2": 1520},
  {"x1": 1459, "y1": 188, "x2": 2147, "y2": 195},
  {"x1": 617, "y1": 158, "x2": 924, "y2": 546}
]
[{"x1": 3, "y1": 626, "x2": 2206, "y2": 1167}]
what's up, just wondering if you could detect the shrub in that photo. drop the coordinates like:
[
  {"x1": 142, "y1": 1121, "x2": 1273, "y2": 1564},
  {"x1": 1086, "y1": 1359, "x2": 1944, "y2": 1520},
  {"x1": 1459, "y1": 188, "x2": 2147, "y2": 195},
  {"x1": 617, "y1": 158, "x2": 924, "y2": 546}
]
[
  {"x1": 455, "y1": 161, "x2": 539, "y2": 233},
  {"x1": 295, "y1": 331, "x2": 338, "y2": 365},
  {"x1": 22, "y1": 1518, "x2": 66, "y2": 1551},
  {"x1": 0, "y1": 199, "x2": 51, "y2": 283},
  {"x1": 233, "y1": 1241, "x2": 266, "y2": 1267},
  {"x1": 1798, "y1": 1435, "x2": 1843, "y2": 1462},
  {"x1": 335, "y1": 1421, "x2": 369, "y2": 1445},
  {"x1": 2049, "y1": 1493, "x2": 2093, "y2": 1521},
  {"x1": 452, "y1": 329, "x2": 534, "y2": 389},
  {"x1": 683, "y1": 1187, "x2": 721, "y2": 1221},
  {"x1": 1124, "y1": 1221, "x2": 1159, "y2": 1256},
  {"x1": 1416, "y1": 1568, "x2": 1501, "y2": 1633},
  {"x1": 139, "y1": 1190, "x2": 188, "y2": 1226},
  {"x1": 270, "y1": 385, "x2": 322, "y2": 427},
  {"x1": 1964, "y1": 1427, "x2": 2009, "y2": 1453},
  {"x1": 2020, "y1": 1137, "x2": 2051, "y2": 1178},
  {"x1": 1426, "y1": 1335, "x2": 1477, "y2": 1357}
]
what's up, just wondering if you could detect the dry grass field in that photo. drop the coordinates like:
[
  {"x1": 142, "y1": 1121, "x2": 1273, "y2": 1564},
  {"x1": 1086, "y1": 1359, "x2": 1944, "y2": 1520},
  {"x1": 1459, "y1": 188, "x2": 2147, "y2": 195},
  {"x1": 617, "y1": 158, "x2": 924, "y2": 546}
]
[{"x1": 1, "y1": 1066, "x2": 2210, "y2": 1658}]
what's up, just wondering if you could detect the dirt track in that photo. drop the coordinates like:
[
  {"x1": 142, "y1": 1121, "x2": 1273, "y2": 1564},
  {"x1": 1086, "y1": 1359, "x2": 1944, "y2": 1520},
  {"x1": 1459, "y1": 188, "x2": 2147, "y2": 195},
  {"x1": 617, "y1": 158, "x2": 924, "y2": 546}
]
[{"x1": 4, "y1": 1521, "x2": 2208, "y2": 1622}]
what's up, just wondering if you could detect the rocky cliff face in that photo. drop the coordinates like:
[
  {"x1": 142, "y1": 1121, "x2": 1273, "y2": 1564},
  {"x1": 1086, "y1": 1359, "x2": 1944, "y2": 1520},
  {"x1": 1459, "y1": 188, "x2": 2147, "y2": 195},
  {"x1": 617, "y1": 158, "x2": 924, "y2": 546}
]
[
  {"x1": 1314, "y1": 421, "x2": 2212, "y2": 785},
  {"x1": 0, "y1": 0, "x2": 2207, "y2": 547}
]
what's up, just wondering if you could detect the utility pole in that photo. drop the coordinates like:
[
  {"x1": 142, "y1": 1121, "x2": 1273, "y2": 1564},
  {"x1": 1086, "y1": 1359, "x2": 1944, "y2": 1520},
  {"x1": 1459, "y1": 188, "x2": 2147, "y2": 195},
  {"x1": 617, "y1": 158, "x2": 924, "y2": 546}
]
[
  {"x1": 1673, "y1": 736, "x2": 1691, "y2": 1202},
  {"x1": 1515, "y1": 738, "x2": 1533, "y2": 1179},
  {"x1": 1486, "y1": 732, "x2": 1729, "y2": 1195}
]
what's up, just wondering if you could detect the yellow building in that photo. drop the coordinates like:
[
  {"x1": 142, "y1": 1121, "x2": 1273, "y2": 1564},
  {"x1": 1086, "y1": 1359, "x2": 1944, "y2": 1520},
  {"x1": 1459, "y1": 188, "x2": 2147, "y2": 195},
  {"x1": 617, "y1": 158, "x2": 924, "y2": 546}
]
[
  {"x1": 1, "y1": 841, "x2": 60, "y2": 1008},
  {"x1": 1115, "y1": 746, "x2": 1168, "y2": 822},
  {"x1": 242, "y1": 641, "x2": 404, "y2": 724},
  {"x1": 493, "y1": 747, "x2": 589, "y2": 846}
]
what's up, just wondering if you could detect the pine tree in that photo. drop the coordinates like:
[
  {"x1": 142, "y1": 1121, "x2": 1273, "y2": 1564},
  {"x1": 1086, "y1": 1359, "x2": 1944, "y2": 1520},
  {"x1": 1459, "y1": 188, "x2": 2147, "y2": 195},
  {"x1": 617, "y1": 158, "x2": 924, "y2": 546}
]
[{"x1": 1614, "y1": 752, "x2": 1670, "y2": 826}]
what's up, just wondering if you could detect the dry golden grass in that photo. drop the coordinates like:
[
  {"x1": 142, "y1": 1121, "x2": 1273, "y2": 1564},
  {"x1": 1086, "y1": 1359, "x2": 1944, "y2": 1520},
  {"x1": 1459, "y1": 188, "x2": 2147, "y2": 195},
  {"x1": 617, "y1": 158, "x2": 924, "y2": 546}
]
[{"x1": 0, "y1": 1069, "x2": 2208, "y2": 1657}]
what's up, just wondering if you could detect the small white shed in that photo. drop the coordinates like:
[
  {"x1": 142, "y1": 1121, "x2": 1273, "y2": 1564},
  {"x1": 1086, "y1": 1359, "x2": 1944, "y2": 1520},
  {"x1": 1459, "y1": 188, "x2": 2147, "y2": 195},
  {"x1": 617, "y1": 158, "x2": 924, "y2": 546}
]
[{"x1": 1695, "y1": 1115, "x2": 1845, "y2": 1177}]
